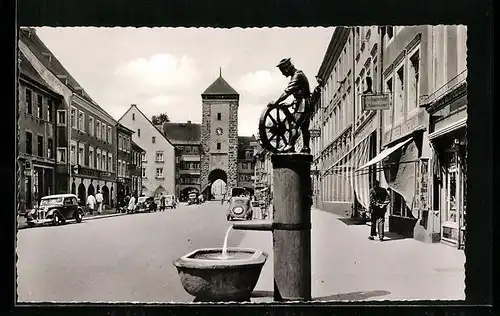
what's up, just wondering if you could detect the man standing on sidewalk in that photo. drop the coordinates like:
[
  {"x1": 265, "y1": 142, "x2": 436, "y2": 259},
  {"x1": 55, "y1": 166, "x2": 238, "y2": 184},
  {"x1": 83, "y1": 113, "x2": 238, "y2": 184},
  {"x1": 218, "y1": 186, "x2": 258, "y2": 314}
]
[
  {"x1": 368, "y1": 180, "x2": 390, "y2": 241},
  {"x1": 95, "y1": 190, "x2": 104, "y2": 215},
  {"x1": 86, "y1": 194, "x2": 96, "y2": 215}
]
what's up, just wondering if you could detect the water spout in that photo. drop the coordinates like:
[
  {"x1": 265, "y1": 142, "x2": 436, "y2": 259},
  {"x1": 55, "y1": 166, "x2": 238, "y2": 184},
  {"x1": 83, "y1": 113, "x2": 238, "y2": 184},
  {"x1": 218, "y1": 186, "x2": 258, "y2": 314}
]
[{"x1": 221, "y1": 226, "x2": 232, "y2": 259}]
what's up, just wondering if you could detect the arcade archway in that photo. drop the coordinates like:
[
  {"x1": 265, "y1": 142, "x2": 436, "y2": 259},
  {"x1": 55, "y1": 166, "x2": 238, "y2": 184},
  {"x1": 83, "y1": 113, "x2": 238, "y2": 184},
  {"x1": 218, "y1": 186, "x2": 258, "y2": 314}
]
[
  {"x1": 208, "y1": 169, "x2": 227, "y2": 201},
  {"x1": 78, "y1": 183, "x2": 86, "y2": 206},
  {"x1": 154, "y1": 186, "x2": 167, "y2": 199},
  {"x1": 87, "y1": 184, "x2": 95, "y2": 197},
  {"x1": 101, "y1": 185, "x2": 109, "y2": 206}
]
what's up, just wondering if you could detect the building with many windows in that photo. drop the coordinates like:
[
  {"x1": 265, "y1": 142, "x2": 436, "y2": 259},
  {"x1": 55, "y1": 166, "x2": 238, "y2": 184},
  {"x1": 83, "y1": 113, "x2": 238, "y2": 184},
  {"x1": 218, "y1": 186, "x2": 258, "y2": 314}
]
[
  {"x1": 19, "y1": 27, "x2": 118, "y2": 209},
  {"x1": 118, "y1": 104, "x2": 176, "y2": 198},
  {"x1": 237, "y1": 136, "x2": 257, "y2": 194},
  {"x1": 116, "y1": 123, "x2": 134, "y2": 206},
  {"x1": 159, "y1": 121, "x2": 202, "y2": 201},
  {"x1": 17, "y1": 50, "x2": 62, "y2": 213},
  {"x1": 311, "y1": 25, "x2": 467, "y2": 248},
  {"x1": 130, "y1": 141, "x2": 145, "y2": 198},
  {"x1": 420, "y1": 25, "x2": 468, "y2": 249}
]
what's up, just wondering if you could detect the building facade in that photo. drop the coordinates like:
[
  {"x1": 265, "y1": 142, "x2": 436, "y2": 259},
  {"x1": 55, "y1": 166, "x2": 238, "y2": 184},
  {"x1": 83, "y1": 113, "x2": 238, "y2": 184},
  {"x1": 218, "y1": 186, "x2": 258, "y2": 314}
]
[
  {"x1": 160, "y1": 121, "x2": 202, "y2": 201},
  {"x1": 19, "y1": 27, "x2": 118, "y2": 209},
  {"x1": 200, "y1": 73, "x2": 239, "y2": 200},
  {"x1": 116, "y1": 123, "x2": 134, "y2": 206},
  {"x1": 17, "y1": 50, "x2": 61, "y2": 212},
  {"x1": 130, "y1": 141, "x2": 145, "y2": 198},
  {"x1": 237, "y1": 136, "x2": 257, "y2": 194},
  {"x1": 421, "y1": 25, "x2": 468, "y2": 248},
  {"x1": 118, "y1": 104, "x2": 176, "y2": 198}
]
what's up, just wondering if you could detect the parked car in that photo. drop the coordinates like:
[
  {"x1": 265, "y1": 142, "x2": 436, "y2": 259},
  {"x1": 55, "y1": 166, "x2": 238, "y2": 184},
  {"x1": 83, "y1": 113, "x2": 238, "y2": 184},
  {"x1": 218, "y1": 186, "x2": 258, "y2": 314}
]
[
  {"x1": 226, "y1": 187, "x2": 252, "y2": 221},
  {"x1": 188, "y1": 193, "x2": 199, "y2": 205},
  {"x1": 135, "y1": 196, "x2": 157, "y2": 213},
  {"x1": 25, "y1": 194, "x2": 84, "y2": 227},
  {"x1": 164, "y1": 195, "x2": 177, "y2": 209}
]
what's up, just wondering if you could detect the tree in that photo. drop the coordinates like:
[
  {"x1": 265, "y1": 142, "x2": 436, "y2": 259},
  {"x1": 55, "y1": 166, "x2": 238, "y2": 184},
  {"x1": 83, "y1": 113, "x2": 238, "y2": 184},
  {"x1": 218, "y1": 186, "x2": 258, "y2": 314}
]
[{"x1": 151, "y1": 113, "x2": 170, "y2": 125}]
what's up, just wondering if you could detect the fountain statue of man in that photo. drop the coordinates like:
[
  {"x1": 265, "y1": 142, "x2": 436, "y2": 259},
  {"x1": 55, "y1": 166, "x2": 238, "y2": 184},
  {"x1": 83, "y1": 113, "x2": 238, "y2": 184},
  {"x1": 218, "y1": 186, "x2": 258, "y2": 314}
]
[{"x1": 270, "y1": 58, "x2": 320, "y2": 154}]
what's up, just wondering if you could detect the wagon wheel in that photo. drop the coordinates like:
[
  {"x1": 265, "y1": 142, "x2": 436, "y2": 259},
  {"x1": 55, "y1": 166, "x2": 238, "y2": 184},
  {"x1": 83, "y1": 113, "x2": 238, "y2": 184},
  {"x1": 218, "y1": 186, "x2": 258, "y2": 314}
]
[{"x1": 258, "y1": 104, "x2": 300, "y2": 153}]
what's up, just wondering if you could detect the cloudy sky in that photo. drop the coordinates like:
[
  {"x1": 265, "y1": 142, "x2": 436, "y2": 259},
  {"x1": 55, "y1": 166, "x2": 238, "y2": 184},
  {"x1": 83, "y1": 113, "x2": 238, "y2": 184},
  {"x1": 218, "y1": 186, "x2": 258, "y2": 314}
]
[{"x1": 35, "y1": 27, "x2": 335, "y2": 136}]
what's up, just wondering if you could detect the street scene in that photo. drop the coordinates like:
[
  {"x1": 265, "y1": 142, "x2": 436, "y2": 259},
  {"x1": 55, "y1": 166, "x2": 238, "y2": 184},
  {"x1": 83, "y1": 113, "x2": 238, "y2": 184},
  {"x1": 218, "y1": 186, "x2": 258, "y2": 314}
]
[{"x1": 16, "y1": 25, "x2": 467, "y2": 303}]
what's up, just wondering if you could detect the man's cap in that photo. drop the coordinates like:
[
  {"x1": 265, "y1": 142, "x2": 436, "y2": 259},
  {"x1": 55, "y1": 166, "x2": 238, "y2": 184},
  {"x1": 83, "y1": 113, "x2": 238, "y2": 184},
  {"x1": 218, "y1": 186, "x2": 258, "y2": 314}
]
[{"x1": 277, "y1": 58, "x2": 292, "y2": 68}]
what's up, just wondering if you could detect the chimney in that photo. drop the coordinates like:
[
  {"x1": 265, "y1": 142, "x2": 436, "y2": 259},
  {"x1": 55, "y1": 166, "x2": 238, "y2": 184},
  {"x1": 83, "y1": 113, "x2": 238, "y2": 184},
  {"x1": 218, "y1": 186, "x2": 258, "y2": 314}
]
[{"x1": 187, "y1": 120, "x2": 192, "y2": 124}]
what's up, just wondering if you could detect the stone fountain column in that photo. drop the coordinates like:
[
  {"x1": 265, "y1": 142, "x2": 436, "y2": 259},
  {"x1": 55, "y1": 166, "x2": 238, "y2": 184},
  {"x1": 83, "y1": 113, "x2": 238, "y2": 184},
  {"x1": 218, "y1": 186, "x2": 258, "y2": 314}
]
[{"x1": 271, "y1": 153, "x2": 312, "y2": 302}]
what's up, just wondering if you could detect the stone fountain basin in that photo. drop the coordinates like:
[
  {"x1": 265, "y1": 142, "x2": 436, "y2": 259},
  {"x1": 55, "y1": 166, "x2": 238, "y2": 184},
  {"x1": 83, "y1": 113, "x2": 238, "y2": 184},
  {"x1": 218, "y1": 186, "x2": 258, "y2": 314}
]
[{"x1": 173, "y1": 247, "x2": 268, "y2": 302}]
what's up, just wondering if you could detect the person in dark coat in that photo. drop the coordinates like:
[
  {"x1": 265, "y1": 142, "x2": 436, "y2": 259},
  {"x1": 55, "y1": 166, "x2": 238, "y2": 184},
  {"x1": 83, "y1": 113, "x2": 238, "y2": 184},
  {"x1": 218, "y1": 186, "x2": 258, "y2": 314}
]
[{"x1": 368, "y1": 180, "x2": 390, "y2": 241}]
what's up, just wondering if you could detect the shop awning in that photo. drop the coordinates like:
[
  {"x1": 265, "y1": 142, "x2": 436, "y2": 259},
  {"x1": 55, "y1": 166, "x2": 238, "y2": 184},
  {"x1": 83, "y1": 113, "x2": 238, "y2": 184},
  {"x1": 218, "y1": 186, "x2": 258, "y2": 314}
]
[{"x1": 356, "y1": 138, "x2": 413, "y2": 171}]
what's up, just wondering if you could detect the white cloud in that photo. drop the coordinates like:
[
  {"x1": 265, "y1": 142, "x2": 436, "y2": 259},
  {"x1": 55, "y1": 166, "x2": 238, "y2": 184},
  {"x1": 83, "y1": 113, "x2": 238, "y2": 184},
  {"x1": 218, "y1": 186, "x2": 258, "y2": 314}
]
[{"x1": 114, "y1": 53, "x2": 201, "y2": 92}]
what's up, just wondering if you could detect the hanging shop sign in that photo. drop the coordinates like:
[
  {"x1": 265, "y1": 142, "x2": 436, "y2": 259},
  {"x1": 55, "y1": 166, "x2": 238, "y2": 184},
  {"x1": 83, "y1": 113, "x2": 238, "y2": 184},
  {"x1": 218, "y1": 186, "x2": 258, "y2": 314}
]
[
  {"x1": 361, "y1": 93, "x2": 391, "y2": 111},
  {"x1": 310, "y1": 129, "x2": 321, "y2": 138}
]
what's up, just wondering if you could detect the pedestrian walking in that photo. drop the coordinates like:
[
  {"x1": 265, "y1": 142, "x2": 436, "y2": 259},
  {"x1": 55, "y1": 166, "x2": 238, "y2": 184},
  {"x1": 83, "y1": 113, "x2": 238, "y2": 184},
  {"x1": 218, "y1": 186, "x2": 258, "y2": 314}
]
[
  {"x1": 128, "y1": 194, "x2": 136, "y2": 213},
  {"x1": 95, "y1": 190, "x2": 104, "y2": 215},
  {"x1": 86, "y1": 194, "x2": 96, "y2": 215},
  {"x1": 368, "y1": 180, "x2": 390, "y2": 241},
  {"x1": 160, "y1": 195, "x2": 166, "y2": 211}
]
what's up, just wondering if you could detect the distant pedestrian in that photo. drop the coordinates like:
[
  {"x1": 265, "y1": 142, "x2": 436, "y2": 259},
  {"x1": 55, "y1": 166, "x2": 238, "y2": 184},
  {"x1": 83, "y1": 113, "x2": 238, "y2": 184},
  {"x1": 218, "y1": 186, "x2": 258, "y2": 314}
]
[
  {"x1": 86, "y1": 194, "x2": 96, "y2": 215},
  {"x1": 95, "y1": 190, "x2": 104, "y2": 215},
  {"x1": 128, "y1": 194, "x2": 136, "y2": 213},
  {"x1": 160, "y1": 195, "x2": 166, "y2": 211},
  {"x1": 368, "y1": 180, "x2": 390, "y2": 241}
]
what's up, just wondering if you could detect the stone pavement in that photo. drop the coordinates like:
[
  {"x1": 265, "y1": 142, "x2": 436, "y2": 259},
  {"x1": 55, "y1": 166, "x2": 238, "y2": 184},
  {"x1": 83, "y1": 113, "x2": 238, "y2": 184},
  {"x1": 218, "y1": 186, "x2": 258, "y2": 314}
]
[
  {"x1": 17, "y1": 208, "x2": 125, "y2": 229},
  {"x1": 237, "y1": 208, "x2": 465, "y2": 302}
]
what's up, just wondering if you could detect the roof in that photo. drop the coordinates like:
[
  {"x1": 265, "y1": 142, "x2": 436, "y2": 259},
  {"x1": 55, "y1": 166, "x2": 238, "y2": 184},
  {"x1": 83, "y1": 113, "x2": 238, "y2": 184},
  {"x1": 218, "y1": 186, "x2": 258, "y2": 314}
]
[
  {"x1": 161, "y1": 121, "x2": 201, "y2": 145},
  {"x1": 118, "y1": 104, "x2": 175, "y2": 148},
  {"x1": 19, "y1": 51, "x2": 61, "y2": 97},
  {"x1": 131, "y1": 140, "x2": 145, "y2": 152},
  {"x1": 116, "y1": 122, "x2": 135, "y2": 135},
  {"x1": 19, "y1": 28, "x2": 116, "y2": 124},
  {"x1": 316, "y1": 27, "x2": 351, "y2": 81},
  {"x1": 202, "y1": 74, "x2": 239, "y2": 97},
  {"x1": 42, "y1": 194, "x2": 78, "y2": 199},
  {"x1": 237, "y1": 135, "x2": 257, "y2": 159}
]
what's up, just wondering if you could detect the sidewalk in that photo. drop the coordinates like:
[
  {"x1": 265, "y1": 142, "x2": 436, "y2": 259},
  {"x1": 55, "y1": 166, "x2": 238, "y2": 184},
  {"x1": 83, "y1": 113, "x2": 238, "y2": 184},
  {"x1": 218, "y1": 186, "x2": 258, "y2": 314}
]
[
  {"x1": 17, "y1": 208, "x2": 126, "y2": 230},
  {"x1": 238, "y1": 208, "x2": 465, "y2": 302}
]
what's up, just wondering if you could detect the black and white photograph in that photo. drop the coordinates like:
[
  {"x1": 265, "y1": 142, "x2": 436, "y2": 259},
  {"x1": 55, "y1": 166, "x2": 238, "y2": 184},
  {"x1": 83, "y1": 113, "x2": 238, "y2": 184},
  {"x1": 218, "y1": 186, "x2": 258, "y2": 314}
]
[{"x1": 16, "y1": 25, "x2": 469, "y2": 303}]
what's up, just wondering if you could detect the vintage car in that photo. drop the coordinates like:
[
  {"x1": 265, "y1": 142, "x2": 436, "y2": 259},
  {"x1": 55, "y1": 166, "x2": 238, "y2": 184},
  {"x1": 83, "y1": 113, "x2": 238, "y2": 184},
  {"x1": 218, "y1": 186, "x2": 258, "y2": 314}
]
[
  {"x1": 135, "y1": 196, "x2": 157, "y2": 213},
  {"x1": 187, "y1": 193, "x2": 199, "y2": 205},
  {"x1": 25, "y1": 194, "x2": 84, "y2": 227},
  {"x1": 226, "y1": 187, "x2": 252, "y2": 221}
]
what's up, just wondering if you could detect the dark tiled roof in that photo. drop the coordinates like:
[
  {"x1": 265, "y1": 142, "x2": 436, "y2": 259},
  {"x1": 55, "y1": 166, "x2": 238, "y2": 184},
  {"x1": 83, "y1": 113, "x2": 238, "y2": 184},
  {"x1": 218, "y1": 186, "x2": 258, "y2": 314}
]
[
  {"x1": 237, "y1": 135, "x2": 257, "y2": 159},
  {"x1": 161, "y1": 122, "x2": 201, "y2": 145},
  {"x1": 202, "y1": 75, "x2": 239, "y2": 96},
  {"x1": 18, "y1": 51, "x2": 59, "y2": 96},
  {"x1": 19, "y1": 28, "x2": 115, "y2": 123},
  {"x1": 131, "y1": 140, "x2": 145, "y2": 153}
]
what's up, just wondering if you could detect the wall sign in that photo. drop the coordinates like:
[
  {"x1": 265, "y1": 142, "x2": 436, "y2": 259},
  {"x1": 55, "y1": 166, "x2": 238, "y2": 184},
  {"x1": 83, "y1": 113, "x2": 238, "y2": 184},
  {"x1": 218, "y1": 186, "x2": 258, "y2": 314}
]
[{"x1": 361, "y1": 93, "x2": 391, "y2": 111}]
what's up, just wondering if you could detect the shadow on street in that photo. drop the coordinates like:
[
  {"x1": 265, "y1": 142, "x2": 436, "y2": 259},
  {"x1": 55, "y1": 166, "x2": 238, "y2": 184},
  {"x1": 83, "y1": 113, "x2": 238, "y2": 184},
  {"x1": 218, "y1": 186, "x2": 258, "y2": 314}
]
[{"x1": 250, "y1": 290, "x2": 391, "y2": 301}]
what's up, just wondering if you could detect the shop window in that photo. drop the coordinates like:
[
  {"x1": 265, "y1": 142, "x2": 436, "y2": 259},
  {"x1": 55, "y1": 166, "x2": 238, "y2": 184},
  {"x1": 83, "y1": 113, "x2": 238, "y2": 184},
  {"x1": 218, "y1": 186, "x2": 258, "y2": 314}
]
[{"x1": 391, "y1": 190, "x2": 414, "y2": 218}]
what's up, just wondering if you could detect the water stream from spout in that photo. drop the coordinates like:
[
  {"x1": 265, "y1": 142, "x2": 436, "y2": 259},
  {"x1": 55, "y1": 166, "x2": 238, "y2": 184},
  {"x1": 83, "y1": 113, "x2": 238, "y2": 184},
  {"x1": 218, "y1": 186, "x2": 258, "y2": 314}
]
[{"x1": 221, "y1": 226, "x2": 232, "y2": 259}]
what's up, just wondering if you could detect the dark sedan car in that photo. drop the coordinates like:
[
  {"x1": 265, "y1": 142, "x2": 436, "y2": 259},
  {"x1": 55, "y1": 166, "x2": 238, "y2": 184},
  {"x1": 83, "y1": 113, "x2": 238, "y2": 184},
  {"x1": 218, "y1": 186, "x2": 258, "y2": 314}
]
[
  {"x1": 226, "y1": 187, "x2": 252, "y2": 221},
  {"x1": 25, "y1": 194, "x2": 84, "y2": 226}
]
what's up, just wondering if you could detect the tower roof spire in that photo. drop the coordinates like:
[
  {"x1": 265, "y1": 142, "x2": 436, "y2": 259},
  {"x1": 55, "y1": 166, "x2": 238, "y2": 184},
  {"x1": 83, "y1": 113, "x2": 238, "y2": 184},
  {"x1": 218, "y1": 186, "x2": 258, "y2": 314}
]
[{"x1": 219, "y1": 67, "x2": 222, "y2": 77}]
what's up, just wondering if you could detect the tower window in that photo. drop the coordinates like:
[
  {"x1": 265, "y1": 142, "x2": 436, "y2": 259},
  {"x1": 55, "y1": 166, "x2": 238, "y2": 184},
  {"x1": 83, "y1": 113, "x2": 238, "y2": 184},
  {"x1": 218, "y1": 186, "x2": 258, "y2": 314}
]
[
  {"x1": 217, "y1": 112, "x2": 222, "y2": 120},
  {"x1": 132, "y1": 113, "x2": 135, "y2": 120},
  {"x1": 138, "y1": 129, "x2": 141, "y2": 137},
  {"x1": 217, "y1": 143, "x2": 221, "y2": 150}
]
